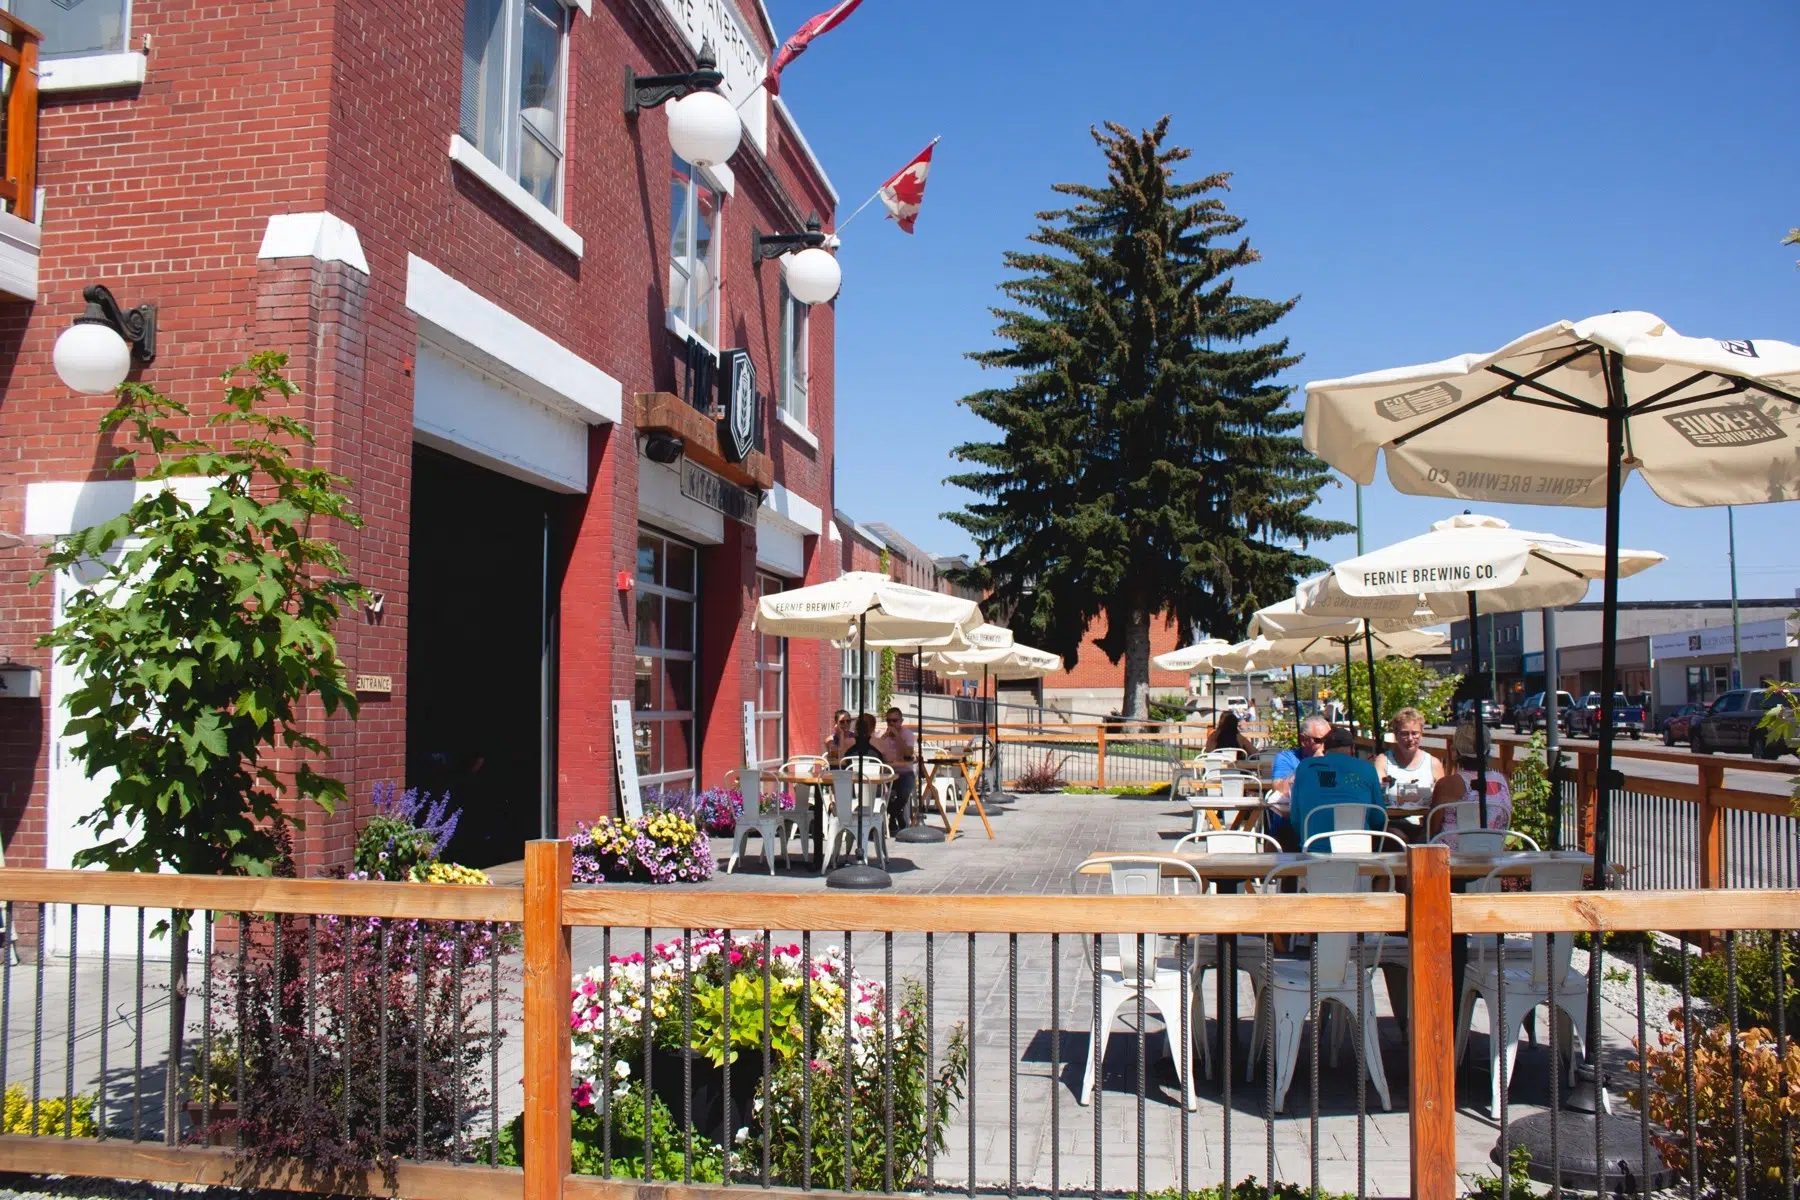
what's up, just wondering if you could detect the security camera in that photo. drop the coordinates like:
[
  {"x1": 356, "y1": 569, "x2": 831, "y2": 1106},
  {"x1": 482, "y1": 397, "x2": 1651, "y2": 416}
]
[{"x1": 644, "y1": 433, "x2": 685, "y2": 464}]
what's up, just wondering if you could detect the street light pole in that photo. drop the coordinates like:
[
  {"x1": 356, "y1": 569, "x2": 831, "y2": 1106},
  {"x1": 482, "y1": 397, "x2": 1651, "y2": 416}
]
[{"x1": 1728, "y1": 506, "x2": 1743, "y2": 691}]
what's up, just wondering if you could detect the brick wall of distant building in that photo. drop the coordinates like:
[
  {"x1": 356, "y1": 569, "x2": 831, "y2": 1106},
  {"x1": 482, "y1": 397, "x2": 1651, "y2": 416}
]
[{"x1": 1048, "y1": 613, "x2": 1192, "y2": 692}]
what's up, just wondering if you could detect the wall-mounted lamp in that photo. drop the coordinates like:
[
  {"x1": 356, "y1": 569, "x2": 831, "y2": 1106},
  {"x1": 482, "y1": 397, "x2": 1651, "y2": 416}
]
[
  {"x1": 752, "y1": 214, "x2": 841, "y2": 305},
  {"x1": 53, "y1": 285, "x2": 157, "y2": 394},
  {"x1": 625, "y1": 44, "x2": 740, "y2": 167}
]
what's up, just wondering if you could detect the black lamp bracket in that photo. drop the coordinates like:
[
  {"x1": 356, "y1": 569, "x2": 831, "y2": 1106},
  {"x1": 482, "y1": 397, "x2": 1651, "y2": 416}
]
[
  {"x1": 751, "y1": 213, "x2": 826, "y2": 265},
  {"x1": 625, "y1": 44, "x2": 724, "y2": 116},
  {"x1": 77, "y1": 284, "x2": 156, "y2": 365}
]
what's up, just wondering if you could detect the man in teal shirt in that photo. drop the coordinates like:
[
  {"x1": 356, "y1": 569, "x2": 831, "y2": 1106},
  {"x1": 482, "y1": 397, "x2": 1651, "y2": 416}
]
[{"x1": 1288, "y1": 726, "x2": 1386, "y2": 851}]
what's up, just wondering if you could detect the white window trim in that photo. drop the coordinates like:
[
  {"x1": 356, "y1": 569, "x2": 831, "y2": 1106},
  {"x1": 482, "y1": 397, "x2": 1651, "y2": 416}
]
[
  {"x1": 664, "y1": 310, "x2": 717, "y2": 361},
  {"x1": 669, "y1": 157, "x2": 722, "y2": 347},
  {"x1": 778, "y1": 284, "x2": 810, "y2": 432},
  {"x1": 37, "y1": 51, "x2": 146, "y2": 92},
  {"x1": 776, "y1": 406, "x2": 818, "y2": 450},
  {"x1": 448, "y1": 134, "x2": 583, "y2": 257}
]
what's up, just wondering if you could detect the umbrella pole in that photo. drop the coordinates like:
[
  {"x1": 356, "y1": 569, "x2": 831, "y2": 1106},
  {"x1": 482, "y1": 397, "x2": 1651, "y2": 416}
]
[
  {"x1": 1364, "y1": 624, "x2": 1382, "y2": 756},
  {"x1": 1289, "y1": 666, "x2": 1302, "y2": 742},
  {"x1": 895, "y1": 648, "x2": 945, "y2": 844},
  {"x1": 1595, "y1": 352, "x2": 1626, "y2": 889},
  {"x1": 829, "y1": 612, "x2": 891, "y2": 888},
  {"x1": 1342, "y1": 638, "x2": 1354, "y2": 731},
  {"x1": 1468, "y1": 591, "x2": 1488, "y2": 827}
]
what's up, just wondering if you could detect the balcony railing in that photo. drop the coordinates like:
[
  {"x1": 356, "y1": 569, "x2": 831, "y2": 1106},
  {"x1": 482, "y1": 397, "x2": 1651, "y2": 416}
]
[{"x1": 0, "y1": 11, "x2": 39, "y2": 223}]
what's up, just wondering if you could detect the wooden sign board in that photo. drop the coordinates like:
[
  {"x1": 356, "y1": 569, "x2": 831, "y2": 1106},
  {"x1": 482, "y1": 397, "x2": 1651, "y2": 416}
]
[
  {"x1": 354, "y1": 673, "x2": 393, "y2": 694},
  {"x1": 612, "y1": 700, "x2": 644, "y2": 820}
]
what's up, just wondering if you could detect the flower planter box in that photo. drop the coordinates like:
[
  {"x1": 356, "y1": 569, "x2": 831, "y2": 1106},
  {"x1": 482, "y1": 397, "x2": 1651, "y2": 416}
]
[{"x1": 638, "y1": 1045, "x2": 765, "y2": 1149}]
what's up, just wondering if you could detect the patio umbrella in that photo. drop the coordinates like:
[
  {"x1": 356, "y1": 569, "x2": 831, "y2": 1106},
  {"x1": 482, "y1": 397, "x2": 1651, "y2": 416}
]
[
  {"x1": 1300, "y1": 312, "x2": 1792, "y2": 872},
  {"x1": 1297, "y1": 514, "x2": 1663, "y2": 823},
  {"x1": 1212, "y1": 628, "x2": 1449, "y2": 741},
  {"x1": 1246, "y1": 600, "x2": 1436, "y2": 737},
  {"x1": 1151, "y1": 638, "x2": 1235, "y2": 724},
  {"x1": 923, "y1": 641, "x2": 1063, "y2": 797},
  {"x1": 861, "y1": 622, "x2": 1015, "y2": 845},
  {"x1": 755, "y1": 572, "x2": 982, "y2": 886}
]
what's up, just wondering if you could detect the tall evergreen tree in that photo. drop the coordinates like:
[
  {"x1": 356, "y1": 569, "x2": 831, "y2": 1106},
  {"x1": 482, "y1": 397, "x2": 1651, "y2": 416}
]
[{"x1": 946, "y1": 119, "x2": 1352, "y2": 719}]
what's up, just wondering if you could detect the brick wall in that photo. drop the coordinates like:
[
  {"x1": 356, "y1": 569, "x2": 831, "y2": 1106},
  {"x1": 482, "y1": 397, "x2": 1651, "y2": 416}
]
[{"x1": 0, "y1": 0, "x2": 843, "y2": 868}]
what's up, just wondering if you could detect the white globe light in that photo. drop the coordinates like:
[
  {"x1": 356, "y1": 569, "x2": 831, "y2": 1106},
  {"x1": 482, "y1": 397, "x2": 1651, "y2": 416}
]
[
  {"x1": 53, "y1": 321, "x2": 131, "y2": 394},
  {"x1": 781, "y1": 246, "x2": 841, "y2": 305},
  {"x1": 667, "y1": 89, "x2": 740, "y2": 167}
]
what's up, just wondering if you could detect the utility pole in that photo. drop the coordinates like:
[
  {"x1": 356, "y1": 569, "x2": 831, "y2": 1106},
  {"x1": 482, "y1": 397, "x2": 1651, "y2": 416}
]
[{"x1": 1728, "y1": 506, "x2": 1743, "y2": 691}]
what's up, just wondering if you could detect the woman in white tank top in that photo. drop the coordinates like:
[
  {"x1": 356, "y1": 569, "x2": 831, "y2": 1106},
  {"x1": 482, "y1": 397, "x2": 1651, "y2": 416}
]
[{"x1": 1377, "y1": 708, "x2": 1444, "y2": 803}]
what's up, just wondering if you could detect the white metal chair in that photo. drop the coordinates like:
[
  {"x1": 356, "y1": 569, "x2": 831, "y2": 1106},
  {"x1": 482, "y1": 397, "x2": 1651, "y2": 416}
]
[
  {"x1": 1455, "y1": 858, "x2": 1592, "y2": 1119},
  {"x1": 725, "y1": 767, "x2": 799, "y2": 874},
  {"x1": 1426, "y1": 798, "x2": 1515, "y2": 850},
  {"x1": 1187, "y1": 771, "x2": 1266, "y2": 835},
  {"x1": 821, "y1": 763, "x2": 890, "y2": 871},
  {"x1": 1427, "y1": 826, "x2": 1540, "y2": 855},
  {"x1": 777, "y1": 756, "x2": 830, "y2": 859},
  {"x1": 1300, "y1": 802, "x2": 1393, "y2": 854},
  {"x1": 1301, "y1": 828, "x2": 1410, "y2": 855},
  {"x1": 1248, "y1": 857, "x2": 1394, "y2": 1112},
  {"x1": 1072, "y1": 855, "x2": 1210, "y2": 1110}
]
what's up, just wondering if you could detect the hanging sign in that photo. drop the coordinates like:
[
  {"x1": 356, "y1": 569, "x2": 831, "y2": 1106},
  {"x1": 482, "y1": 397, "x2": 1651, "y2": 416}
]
[
  {"x1": 680, "y1": 459, "x2": 757, "y2": 523},
  {"x1": 718, "y1": 347, "x2": 758, "y2": 463}
]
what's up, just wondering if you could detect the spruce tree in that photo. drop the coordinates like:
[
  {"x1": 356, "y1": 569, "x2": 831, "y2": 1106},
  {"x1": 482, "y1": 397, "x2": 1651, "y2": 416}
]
[{"x1": 946, "y1": 119, "x2": 1351, "y2": 719}]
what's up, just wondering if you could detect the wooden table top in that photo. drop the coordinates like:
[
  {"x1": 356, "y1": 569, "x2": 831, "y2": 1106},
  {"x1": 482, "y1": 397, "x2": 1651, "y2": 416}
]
[{"x1": 1080, "y1": 849, "x2": 1595, "y2": 880}]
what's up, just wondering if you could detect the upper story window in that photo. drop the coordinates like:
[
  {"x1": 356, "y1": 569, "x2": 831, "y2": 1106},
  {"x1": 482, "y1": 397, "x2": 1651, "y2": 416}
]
[
  {"x1": 779, "y1": 283, "x2": 809, "y2": 426},
  {"x1": 461, "y1": 0, "x2": 568, "y2": 212},
  {"x1": 9, "y1": 0, "x2": 127, "y2": 57},
  {"x1": 669, "y1": 155, "x2": 721, "y2": 346}
]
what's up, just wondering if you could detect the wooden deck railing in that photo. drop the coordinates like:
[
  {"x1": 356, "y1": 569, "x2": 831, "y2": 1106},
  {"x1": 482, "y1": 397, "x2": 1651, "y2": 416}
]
[
  {"x1": 0, "y1": 12, "x2": 39, "y2": 223},
  {"x1": 0, "y1": 848, "x2": 1796, "y2": 1200}
]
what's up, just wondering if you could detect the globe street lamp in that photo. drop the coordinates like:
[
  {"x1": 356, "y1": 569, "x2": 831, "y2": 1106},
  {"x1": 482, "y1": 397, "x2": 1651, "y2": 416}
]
[
  {"x1": 52, "y1": 285, "x2": 157, "y2": 394},
  {"x1": 624, "y1": 45, "x2": 741, "y2": 168},
  {"x1": 752, "y1": 214, "x2": 841, "y2": 305}
]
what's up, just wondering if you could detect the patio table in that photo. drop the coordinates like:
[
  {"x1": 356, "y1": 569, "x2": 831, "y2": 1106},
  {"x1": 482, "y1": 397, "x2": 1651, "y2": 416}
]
[
  {"x1": 1184, "y1": 789, "x2": 1272, "y2": 835},
  {"x1": 775, "y1": 769, "x2": 833, "y2": 870}
]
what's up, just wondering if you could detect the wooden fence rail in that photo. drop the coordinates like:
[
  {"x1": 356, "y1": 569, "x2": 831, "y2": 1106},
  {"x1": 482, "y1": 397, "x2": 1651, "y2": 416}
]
[{"x1": 1, "y1": 850, "x2": 1798, "y2": 1200}]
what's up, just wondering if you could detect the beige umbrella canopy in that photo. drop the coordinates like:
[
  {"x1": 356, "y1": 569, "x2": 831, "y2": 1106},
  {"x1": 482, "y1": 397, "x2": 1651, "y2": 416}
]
[
  {"x1": 1150, "y1": 638, "x2": 1235, "y2": 673},
  {"x1": 755, "y1": 571, "x2": 983, "y2": 647},
  {"x1": 1211, "y1": 628, "x2": 1448, "y2": 673}
]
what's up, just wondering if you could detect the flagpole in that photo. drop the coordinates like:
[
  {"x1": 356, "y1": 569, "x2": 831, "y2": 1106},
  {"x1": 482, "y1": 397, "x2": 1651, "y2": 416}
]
[{"x1": 836, "y1": 136, "x2": 940, "y2": 234}]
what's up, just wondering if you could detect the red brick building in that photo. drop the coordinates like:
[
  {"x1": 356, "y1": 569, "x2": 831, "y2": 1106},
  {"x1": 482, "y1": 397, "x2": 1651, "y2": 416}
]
[
  {"x1": 0, "y1": 0, "x2": 845, "y2": 873},
  {"x1": 1039, "y1": 614, "x2": 1192, "y2": 718}
]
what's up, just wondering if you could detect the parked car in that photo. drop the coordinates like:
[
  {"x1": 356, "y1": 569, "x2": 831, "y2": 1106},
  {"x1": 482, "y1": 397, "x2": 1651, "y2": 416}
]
[
  {"x1": 1689, "y1": 688, "x2": 1799, "y2": 759},
  {"x1": 1660, "y1": 703, "x2": 1705, "y2": 747},
  {"x1": 1456, "y1": 698, "x2": 1506, "y2": 726},
  {"x1": 1512, "y1": 690, "x2": 1577, "y2": 735},
  {"x1": 1565, "y1": 692, "x2": 1645, "y2": 739}
]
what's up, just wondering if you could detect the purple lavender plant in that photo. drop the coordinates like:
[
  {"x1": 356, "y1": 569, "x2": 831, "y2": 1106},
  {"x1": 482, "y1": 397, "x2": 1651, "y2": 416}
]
[{"x1": 355, "y1": 782, "x2": 462, "y2": 881}]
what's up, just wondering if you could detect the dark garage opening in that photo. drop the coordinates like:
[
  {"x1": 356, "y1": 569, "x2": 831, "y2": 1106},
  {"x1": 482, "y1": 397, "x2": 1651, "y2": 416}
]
[{"x1": 406, "y1": 445, "x2": 556, "y2": 868}]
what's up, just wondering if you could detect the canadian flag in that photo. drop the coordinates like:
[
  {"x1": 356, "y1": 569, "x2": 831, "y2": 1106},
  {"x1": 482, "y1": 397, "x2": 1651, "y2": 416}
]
[
  {"x1": 763, "y1": 0, "x2": 863, "y2": 96},
  {"x1": 879, "y1": 141, "x2": 936, "y2": 234}
]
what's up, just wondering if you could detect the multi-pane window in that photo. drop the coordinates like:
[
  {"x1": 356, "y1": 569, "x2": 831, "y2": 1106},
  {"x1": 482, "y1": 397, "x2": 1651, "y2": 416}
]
[
  {"x1": 841, "y1": 645, "x2": 879, "y2": 717},
  {"x1": 9, "y1": 0, "x2": 128, "y2": 58},
  {"x1": 669, "y1": 155, "x2": 721, "y2": 345},
  {"x1": 755, "y1": 574, "x2": 787, "y2": 768},
  {"x1": 461, "y1": 0, "x2": 568, "y2": 211},
  {"x1": 778, "y1": 283, "x2": 809, "y2": 425},
  {"x1": 635, "y1": 530, "x2": 698, "y2": 798}
]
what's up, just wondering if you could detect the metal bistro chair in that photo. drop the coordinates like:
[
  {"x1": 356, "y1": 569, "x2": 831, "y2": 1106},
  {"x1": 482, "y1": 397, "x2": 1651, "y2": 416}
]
[
  {"x1": 778, "y1": 755, "x2": 832, "y2": 860},
  {"x1": 725, "y1": 766, "x2": 801, "y2": 875},
  {"x1": 821, "y1": 760, "x2": 892, "y2": 872},
  {"x1": 1426, "y1": 798, "x2": 1515, "y2": 850},
  {"x1": 1248, "y1": 856, "x2": 1396, "y2": 1112},
  {"x1": 1300, "y1": 802, "x2": 1394, "y2": 854},
  {"x1": 1454, "y1": 857, "x2": 1592, "y2": 1119},
  {"x1": 1188, "y1": 770, "x2": 1266, "y2": 836},
  {"x1": 1072, "y1": 855, "x2": 1210, "y2": 1110}
]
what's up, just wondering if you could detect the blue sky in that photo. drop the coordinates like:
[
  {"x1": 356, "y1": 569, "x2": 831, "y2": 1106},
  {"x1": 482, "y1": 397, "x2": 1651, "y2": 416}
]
[{"x1": 766, "y1": 0, "x2": 1800, "y2": 608}]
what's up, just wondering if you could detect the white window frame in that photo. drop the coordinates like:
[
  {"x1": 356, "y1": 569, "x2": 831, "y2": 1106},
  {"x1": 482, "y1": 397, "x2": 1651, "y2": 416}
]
[
  {"x1": 8, "y1": 0, "x2": 147, "y2": 90},
  {"x1": 459, "y1": 0, "x2": 570, "y2": 216},
  {"x1": 669, "y1": 155, "x2": 723, "y2": 350},
  {"x1": 778, "y1": 283, "x2": 809, "y2": 428},
  {"x1": 635, "y1": 528, "x2": 700, "y2": 798},
  {"x1": 755, "y1": 573, "x2": 788, "y2": 768},
  {"x1": 841, "y1": 645, "x2": 879, "y2": 716}
]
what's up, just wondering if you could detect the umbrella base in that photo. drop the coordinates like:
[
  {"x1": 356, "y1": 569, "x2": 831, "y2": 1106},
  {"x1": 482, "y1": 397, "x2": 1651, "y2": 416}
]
[
  {"x1": 1499, "y1": 1111, "x2": 1674, "y2": 1194},
  {"x1": 825, "y1": 864, "x2": 893, "y2": 890},
  {"x1": 893, "y1": 826, "x2": 945, "y2": 844}
]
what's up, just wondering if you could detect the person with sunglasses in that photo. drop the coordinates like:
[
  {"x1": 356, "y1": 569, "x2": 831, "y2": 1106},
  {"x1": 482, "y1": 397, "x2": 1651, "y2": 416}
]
[
  {"x1": 823, "y1": 709, "x2": 855, "y2": 766},
  {"x1": 1266, "y1": 714, "x2": 1331, "y2": 851},
  {"x1": 1375, "y1": 707, "x2": 1444, "y2": 805},
  {"x1": 873, "y1": 707, "x2": 918, "y2": 833}
]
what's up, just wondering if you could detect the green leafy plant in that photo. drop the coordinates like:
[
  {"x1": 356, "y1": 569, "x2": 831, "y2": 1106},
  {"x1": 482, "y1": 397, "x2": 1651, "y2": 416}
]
[
  {"x1": 1065, "y1": 782, "x2": 1170, "y2": 796},
  {"x1": 1327, "y1": 657, "x2": 1463, "y2": 730},
  {"x1": 1507, "y1": 730, "x2": 1564, "y2": 848},
  {"x1": 2, "y1": 1085, "x2": 99, "y2": 1137},
  {"x1": 1630, "y1": 1009, "x2": 1800, "y2": 1199},
  {"x1": 488, "y1": 1087, "x2": 727, "y2": 1183},
  {"x1": 1757, "y1": 680, "x2": 1799, "y2": 811},
  {"x1": 1146, "y1": 1180, "x2": 1354, "y2": 1200},
  {"x1": 1148, "y1": 695, "x2": 1191, "y2": 723},
  {"x1": 35, "y1": 352, "x2": 362, "y2": 1140},
  {"x1": 1462, "y1": 1145, "x2": 1537, "y2": 1199}
]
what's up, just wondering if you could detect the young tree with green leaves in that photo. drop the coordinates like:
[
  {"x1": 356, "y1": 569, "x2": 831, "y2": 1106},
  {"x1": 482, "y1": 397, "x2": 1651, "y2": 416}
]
[
  {"x1": 36, "y1": 351, "x2": 363, "y2": 1139},
  {"x1": 946, "y1": 119, "x2": 1351, "y2": 719},
  {"x1": 1326, "y1": 657, "x2": 1463, "y2": 732}
]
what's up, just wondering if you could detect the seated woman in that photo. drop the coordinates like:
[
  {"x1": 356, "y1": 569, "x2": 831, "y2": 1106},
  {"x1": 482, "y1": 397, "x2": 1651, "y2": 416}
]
[
  {"x1": 1206, "y1": 709, "x2": 1245, "y2": 754},
  {"x1": 823, "y1": 709, "x2": 855, "y2": 765},
  {"x1": 1429, "y1": 722, "x2": 1513, "y2": 844},
  {"x1": 1375, "y1": 707, "x2": 1444, "y2": 804}
]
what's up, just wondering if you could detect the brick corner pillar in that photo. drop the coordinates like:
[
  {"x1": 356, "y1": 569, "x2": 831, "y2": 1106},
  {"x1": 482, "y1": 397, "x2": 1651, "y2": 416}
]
[
  {"x1": 252, "y1": 221, "x2": 380, "y2": 875},
  {"x1": 557, "y1": 420, "x2": 627, "y2": 832}
]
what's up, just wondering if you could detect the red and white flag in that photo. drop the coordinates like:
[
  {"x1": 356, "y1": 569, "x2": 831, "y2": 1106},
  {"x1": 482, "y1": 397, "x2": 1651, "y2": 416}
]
[
  {"x1": 879, "y1": 140, "x2": 936, "y2": 234},
  {"x1": 762, "y1": 0, "x2": 863, "y2": 96}
]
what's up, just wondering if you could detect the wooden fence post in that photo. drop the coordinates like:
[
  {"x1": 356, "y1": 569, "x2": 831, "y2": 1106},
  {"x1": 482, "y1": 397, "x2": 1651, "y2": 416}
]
[
  {"x1": 1575, "y1": 749, "x2": 1597, "y2": 854},
  {"x1": 523, "y1": 839, "x2": 572, "y2": 1200},
  {"x1": 1096, "y1": 727, "x2": 1107, "y2": 791},
  {"x1": 1407, "y1": 843, "x2": 1456, "y2": 1200},
  {"x1": 1697, "y1": 761, "x2": 1725, "y2": 890}
]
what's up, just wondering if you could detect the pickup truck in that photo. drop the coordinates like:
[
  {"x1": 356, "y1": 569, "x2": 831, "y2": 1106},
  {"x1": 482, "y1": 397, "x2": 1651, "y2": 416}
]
[
  {"x1": 1564, "y1": 691, "x2": 1645, "y2": 739},
  {"x1": 1513, "y1": 690, "x2": 1576, "y2": 735}
]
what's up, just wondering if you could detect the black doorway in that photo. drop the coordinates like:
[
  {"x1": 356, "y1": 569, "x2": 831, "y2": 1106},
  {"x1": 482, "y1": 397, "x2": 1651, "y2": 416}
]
[{"x1": 406, "y1": 446, "x2": 556, "y2": 868}]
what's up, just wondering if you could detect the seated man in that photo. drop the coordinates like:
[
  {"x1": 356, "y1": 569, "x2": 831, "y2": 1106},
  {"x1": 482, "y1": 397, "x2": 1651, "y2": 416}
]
[
  {"x1": 1266, "y1": 715, "x2": 1329, "y2": 850},
  {"x1": 873, "y1": 707, "x2": 918, "y2": 833},
  {"x1": 1288, "y1": 726, "x2": 1385, "y2": 852}
]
